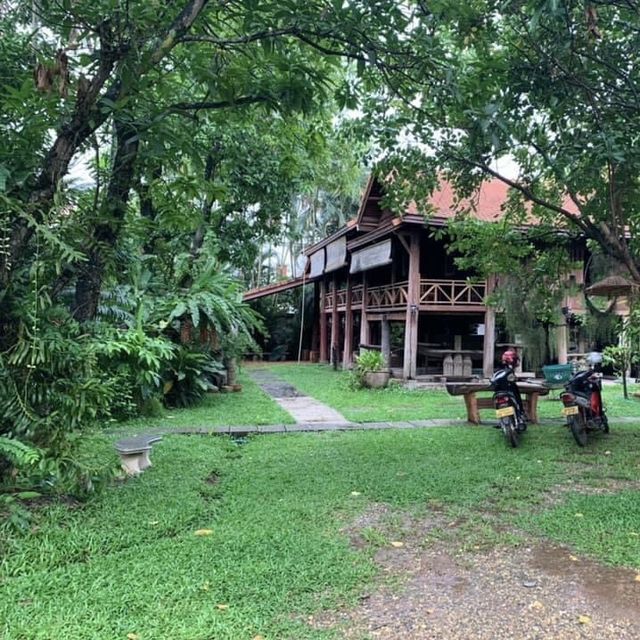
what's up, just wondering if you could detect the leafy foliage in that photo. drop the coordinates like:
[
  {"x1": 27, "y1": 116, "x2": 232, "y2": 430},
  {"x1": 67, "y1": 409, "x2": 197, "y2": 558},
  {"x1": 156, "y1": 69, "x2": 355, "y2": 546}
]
[
  {"x1": 163, "y1": 347, "x2": 223, "y2": 408},
  {"x1": 364, "y1": 0, "x2": 640, "y2": 286},
  {"x1": 446, "y1": 220, "x2": 578, "y2": 368}
]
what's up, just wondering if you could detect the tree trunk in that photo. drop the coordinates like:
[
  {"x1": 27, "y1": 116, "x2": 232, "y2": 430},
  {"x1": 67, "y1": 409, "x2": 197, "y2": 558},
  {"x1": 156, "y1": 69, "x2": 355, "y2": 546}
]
[{"x1": 72, "y1": 119, "x2": 139, "y2": 321}]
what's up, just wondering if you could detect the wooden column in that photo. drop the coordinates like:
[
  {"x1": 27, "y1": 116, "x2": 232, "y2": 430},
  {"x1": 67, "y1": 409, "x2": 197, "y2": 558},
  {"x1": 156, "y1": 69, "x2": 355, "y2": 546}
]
[
  {"x1": 343, "y1": 274, "x2": 353, "y2": 368},
  {"x1": 381, "y1": 315, "x2": 391, "y2": 368},
  {"x1": 403, "y1": 234, "x2": 420, "y2": 379},
  {"x1": 311, "y1": 282, "x2": 319, "y2": 358},
  {"x1": 360, "y1": 272, "x2": 369, "y2": 347},
  {"x1": 319, "y1": 280, "x2": 328, "y2": 363},
  {"x1": 556, "y1": 324, "x2": 568, "y2": 365},
  {"x1": 331, "y1": 275, "x2": 339, "y2": 366},
  {"x1": 482, "y1": 275, "x2": 496, "y2": 379}
]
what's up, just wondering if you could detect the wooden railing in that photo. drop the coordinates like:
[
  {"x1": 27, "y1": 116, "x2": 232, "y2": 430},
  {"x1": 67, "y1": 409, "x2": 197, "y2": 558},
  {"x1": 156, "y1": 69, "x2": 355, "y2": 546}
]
[
  {"x1": 419, "y1": 279, "x2": 486, "y2": 306},
  {"x1": 367, "y1": 281, "x2": 408, "y2": 310},
  {"x1": 351, "y1": 284, "x2": 364, "y2": 306},
  {"x1": 323, "y1": 279, "x2": 486, "y2": 311},
  {"x1": 324, "y1": 284, "x2": 363, "y2": 310}
]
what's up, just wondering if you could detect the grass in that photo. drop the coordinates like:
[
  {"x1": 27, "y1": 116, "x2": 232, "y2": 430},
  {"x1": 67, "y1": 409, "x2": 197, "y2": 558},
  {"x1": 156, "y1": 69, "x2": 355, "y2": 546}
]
[
  {"x1": 109, "y1": 369, "x2": 294, "y2": 435},
  {"x1": 263, "y1": 363, "x2": 467, "y2": 422},
  {"x1": 2, "y1": 364, "x2": 639, "y2": 638},
  {"x1": 3, "y1": 419, "x2": 640, "y2": 639},
  {"x1": 264, "y1": 363, "x2": 640, "y2": 423}
]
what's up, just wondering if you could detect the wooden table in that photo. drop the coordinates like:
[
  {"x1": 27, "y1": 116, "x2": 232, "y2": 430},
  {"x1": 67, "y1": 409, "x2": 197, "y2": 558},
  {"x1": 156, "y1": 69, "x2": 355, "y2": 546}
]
[{"x1": 445, "y1": 381, "x2": 550, "y2": 424}]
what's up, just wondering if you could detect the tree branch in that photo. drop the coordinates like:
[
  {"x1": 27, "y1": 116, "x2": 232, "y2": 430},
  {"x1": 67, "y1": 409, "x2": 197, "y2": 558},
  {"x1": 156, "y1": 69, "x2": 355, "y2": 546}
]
[
  {"x1": 168, "y1": 95, "x2": 271, "y2": 112},
  {"x1": 179, "y1": 27, "x2": 298, "y2": 47}
]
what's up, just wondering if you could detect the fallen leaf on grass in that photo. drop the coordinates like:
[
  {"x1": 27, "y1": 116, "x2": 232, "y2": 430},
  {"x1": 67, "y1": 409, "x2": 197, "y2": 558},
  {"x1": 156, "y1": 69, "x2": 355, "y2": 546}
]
[
  {"x1": 390, "y1": 541, "x2": 404, "y2": 548},
  {"x1": 147, "y1": 520, "x2": 159, "y2": 526},
  {"x1": 194, "y1": 529, "x2": 213, "y2": 536},
  {"x1": 634, "y1": 574, "x2": 640, "y2": 583},
  {"x1": 350, "y1": 491, "x2": 361, "y2": 496},
  {"x1": 578, "y1": 615, "x2": 592, "y2": 625},
  {"x1": 253, "y1": 636, "x2": 265, "y2": 640},
  {"x1": 216, "y1": 604, "x2": 229, "y2": 610},
  {"x1": 575, "y1": 513, "x2": 584, "y2": 518},
  {"x1": 569, "y1": 555, "x2": 579, "y2": 562},
  {"x1": 127, "y1": 634, "x2": 140, "y2": 640}
]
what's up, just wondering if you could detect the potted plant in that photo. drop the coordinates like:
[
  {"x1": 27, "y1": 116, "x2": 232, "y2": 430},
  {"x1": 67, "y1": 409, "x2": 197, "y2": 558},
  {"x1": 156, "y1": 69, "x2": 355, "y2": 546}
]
[{"x1": 354, "y1": 349, "x2": 390, "y2": 389}]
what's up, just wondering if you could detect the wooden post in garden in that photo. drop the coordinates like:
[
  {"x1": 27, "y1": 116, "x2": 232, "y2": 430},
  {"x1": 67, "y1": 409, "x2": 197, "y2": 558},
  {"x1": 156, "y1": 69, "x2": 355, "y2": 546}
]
[
  {"x1": 360, "y1": 272, "x2": 369, "y2": 348},
  {"x1": 403, "y1": 234, "x2": 420, "y2": 379},
  {"x1": 310, "y1": 281, "x2": 319, "y2": 359},
  {"x1": 331, "y1": 275, "x2": 339, "y2": 366},
  {"x1": 381, "y1": 315, "x2": 391, "y2": 368},
  {"x1": 319, "y1": 280, "x2": 328, "y2": 363},
  {"x1": 556, "y1": 324, "x2": 568, "y2": 365},
  {"x1": 483, "y1": 275, "x2": 496, "y2": 379},
  {"x1": 343, "y1": 274, "x2": 353, "y2": 368}
]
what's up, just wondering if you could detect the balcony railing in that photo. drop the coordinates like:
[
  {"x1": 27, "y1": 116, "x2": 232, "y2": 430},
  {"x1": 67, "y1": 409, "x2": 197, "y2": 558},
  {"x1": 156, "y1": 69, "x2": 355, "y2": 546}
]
[
  {"x1": 419, "y1": 279, "x2": 486, "y2": 306},
  {"x1": 323, "y1": 279, "x2": 486, "y2": 311}
]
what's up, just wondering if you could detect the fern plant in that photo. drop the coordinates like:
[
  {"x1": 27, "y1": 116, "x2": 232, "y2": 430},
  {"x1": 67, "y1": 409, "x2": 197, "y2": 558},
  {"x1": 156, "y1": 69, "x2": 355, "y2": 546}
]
[{"x1": 163, "y1": 347, "x2": 224, "y2": 407}]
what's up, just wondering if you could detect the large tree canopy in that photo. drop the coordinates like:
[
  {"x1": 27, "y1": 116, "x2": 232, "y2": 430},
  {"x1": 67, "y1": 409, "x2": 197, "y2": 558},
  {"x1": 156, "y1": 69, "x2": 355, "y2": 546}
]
[
  {"x1": 366, "y1": 0, "x2": 640, "y2": 282},
  {"x1": 0, "y1": 0, "x2": 418, "y2": 491},
  {"x1": 0, "y1": 0, "x2": 417, "y2": 316}
]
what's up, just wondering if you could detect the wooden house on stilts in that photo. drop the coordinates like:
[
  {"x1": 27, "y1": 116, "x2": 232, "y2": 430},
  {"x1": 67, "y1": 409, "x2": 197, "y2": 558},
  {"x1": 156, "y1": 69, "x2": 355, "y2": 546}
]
[{"x1": 244, "y1": 176, "x2": 623, "y2": 380}]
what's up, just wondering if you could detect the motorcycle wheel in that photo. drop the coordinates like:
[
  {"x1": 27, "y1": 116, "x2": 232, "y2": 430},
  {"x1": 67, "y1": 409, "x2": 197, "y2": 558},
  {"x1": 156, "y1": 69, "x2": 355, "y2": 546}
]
[
  {"x1": 569, "y1": 414, "x2": 588, "y2": 447},
  {"x1": 501, "y1": 416, "x2": 519, "y2": 448}
]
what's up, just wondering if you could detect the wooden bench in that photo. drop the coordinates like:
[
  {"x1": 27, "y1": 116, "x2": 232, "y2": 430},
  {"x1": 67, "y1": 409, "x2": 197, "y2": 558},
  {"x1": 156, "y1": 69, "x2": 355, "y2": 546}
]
[
  {"x1": 446, "y1": 382, "x2": 550, "y2": 424},
  {"x1": 115, "y1": 435, "x2": 163, "y2": 475}
]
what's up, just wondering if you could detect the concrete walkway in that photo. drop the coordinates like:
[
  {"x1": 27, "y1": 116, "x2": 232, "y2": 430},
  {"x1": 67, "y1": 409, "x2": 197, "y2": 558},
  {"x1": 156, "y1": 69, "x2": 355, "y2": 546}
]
[
  {"x1": 114, "y1": 416, "x2": 640, "y2": 441},
  {"x1": 113, "y1": 367, "x2": 640, "y2": 440},
  {"x1": 247, "y1": 368, "x2": 352, "y2": 425}
]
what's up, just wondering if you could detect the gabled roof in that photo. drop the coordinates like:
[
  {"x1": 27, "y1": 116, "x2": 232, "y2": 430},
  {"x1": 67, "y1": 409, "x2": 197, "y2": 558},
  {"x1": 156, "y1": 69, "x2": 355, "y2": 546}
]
[
  {"x1": 303, "y1": 218, "x2": 357, "y2": 256},
  {"x1": 355, "y1": 175, "x2": 580, "y2": 230}
]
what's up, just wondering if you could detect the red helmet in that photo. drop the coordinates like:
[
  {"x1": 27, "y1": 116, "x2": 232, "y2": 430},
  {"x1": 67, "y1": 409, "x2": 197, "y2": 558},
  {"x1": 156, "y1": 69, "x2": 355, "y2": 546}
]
[{"x1": 501, "y1": 349, "x2": 519, "y2": 367}]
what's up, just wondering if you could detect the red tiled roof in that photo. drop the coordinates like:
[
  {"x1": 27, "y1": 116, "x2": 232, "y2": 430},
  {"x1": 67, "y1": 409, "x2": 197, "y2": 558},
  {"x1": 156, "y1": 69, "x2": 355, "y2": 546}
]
[{"x1": 407, "y1": 179, "x2": 580, "y2": 223}]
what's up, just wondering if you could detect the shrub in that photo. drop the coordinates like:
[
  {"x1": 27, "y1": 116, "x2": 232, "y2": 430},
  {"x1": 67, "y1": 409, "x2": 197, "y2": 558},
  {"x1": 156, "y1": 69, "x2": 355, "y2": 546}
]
[
  {"x1": 97, "y1": 328, "x2": 175, "y2": 411},
  {"x1": 163, "y1": 347, "x2": 224, "y2": 408}
]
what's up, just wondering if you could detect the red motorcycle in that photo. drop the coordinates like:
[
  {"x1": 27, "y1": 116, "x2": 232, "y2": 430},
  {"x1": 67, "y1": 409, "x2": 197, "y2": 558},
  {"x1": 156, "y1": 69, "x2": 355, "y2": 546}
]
[{"x1": 560, "y1": 353, "x2": 608, "y2": 446}]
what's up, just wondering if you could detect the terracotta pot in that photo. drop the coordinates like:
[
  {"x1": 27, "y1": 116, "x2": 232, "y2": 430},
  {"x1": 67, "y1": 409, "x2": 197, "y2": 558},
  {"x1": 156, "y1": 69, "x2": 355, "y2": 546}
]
[{"x1": 364, "y1": 370, "x2": 390, "y2": 389}]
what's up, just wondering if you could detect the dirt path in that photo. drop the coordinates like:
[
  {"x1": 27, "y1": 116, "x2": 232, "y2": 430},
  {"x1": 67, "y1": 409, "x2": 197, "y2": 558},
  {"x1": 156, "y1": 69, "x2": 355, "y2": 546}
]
[{"x1": 313, "y1": 511, "x2": 640, "y2": 639}]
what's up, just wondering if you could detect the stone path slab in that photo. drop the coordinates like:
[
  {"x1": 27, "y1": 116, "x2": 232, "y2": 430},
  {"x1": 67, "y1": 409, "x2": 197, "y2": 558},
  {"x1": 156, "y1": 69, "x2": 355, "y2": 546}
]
[
  {"x1": 274, "y1": 396, "x2": 352, "y2": 424},
  {"x1": 248, "y1": 368, "x2": 352, "y2": 425}
]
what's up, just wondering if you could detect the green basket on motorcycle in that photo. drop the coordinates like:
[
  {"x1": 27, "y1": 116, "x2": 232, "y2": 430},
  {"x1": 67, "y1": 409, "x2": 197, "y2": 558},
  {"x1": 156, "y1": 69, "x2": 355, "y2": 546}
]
[{"x1": 542, "y1": 364, "x2": 573, "y2": 385}]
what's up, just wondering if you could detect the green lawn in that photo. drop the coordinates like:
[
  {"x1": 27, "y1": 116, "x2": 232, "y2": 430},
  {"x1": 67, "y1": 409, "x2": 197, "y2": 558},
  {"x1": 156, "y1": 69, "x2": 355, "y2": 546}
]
[
  {"x1": 263, "y1": 363, "x2": 468, "y2": 422},
  {"x1": 2, "y1": 420, "x2": 639, "y2": 639},
  {"x1": 265, "y1": 363, "x2": 640, "y2": 423},
  {"x1": 109, "y1": 369, "x2": 294, "y2": 435}
]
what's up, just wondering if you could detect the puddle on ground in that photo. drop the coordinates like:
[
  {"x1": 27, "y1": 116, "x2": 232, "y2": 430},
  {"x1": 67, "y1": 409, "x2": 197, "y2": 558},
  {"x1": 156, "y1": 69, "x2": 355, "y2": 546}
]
[
  {"x1": 530, "y1": 543, "x2": 640, "y2": 623},
  {"x1": 258, "y1": 382, "x2": 301, "y2": 398}
]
